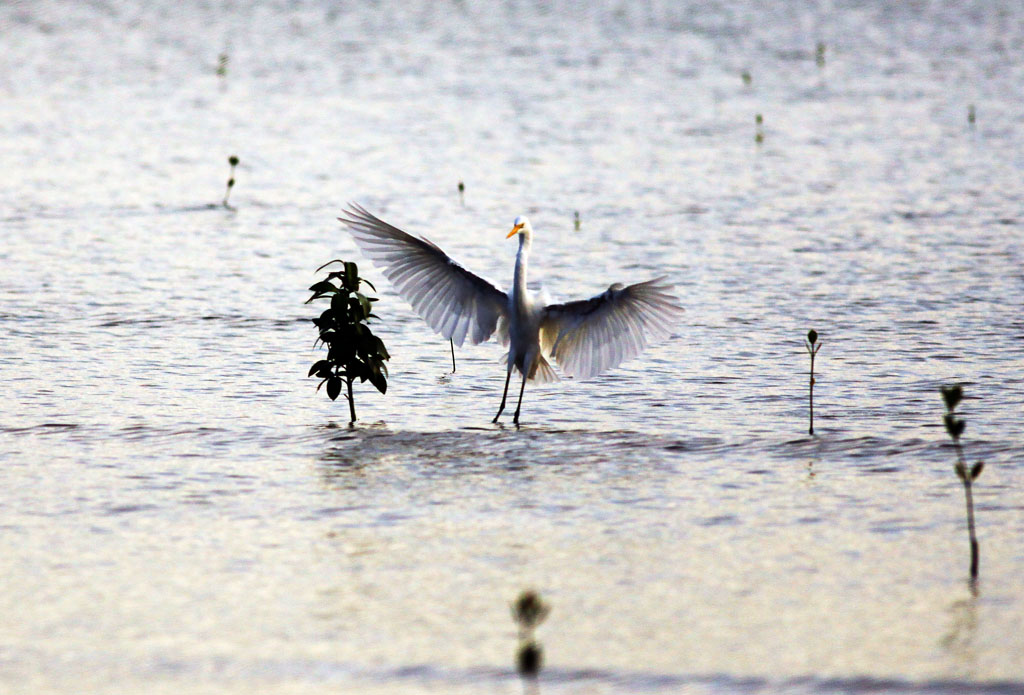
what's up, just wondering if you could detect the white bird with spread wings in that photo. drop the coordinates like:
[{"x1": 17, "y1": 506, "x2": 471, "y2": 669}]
[{"x1": 339, "y1": 204, "x2": 684, "y2": 425}]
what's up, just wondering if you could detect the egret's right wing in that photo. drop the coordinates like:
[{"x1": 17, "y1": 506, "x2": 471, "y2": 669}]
[{"x1": 339, "y1": 203, "x2": 508, "y2": 347}]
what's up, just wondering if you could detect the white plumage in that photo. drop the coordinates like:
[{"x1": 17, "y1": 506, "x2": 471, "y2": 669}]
[{"x1": 339, "y1": 203, "x2": 684, "y2": 424}]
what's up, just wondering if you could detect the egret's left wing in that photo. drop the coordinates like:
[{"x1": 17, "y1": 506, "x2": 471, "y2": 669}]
[{"x1": 540, "y1": 278, "x2": 683, "y2": 380}]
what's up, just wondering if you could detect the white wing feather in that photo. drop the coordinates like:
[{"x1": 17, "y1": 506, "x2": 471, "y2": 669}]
[
  {"x1": 540, "y1": 278, "x2": 684, "y2": 380},
  {"x1": 339, "y1": 204, "x2": 508, "y2": 347}
]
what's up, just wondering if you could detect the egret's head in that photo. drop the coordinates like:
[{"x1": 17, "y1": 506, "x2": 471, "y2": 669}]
[{"x1": 506, "y1": 215, "x2": 532, "y2": 240}]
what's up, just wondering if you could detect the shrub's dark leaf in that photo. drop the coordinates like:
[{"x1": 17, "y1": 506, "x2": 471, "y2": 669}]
[
  {"x1": 369, "y1": 370, "x2": 387, "y2": 394},
  {"x1": 941, "y1": 385, "x2": 963, "y2": 411},
  {"x1": 331, "y1": 291, "x2": 348, "y2": 316},
  {"x1": 971, "y1": 462, "x2": 984, "y2": 480},
  {"x1": 358, "y1": 294, "x2": 372, "y2": 317},
  {"x1": 308, "y1": 280, "x2": 338, "y2": 295},
  {"x1": 344, "y1": 261, "x2": 358, "y2": 289},
  {"x1": 326, "y1": 376, "x2": 342, "y2": 401},
  {"x1": 943, "y1": 414, "x2": 965, "y2": 438},
  {"x1": 308, "y1": 359, "x2": 331, "y2": 377},
  {"x1": 315, "y1": 259, "x2": 345, "y2": 273},
  {"x1": 807, "y1": 329, "x2": 817, "y2": 344},
  {"x1": 954, "y1": 461, "x2": 966, "y2": 480},
  {"x1": 362, "y1": 278, "x2": 376, "y2": 292}
]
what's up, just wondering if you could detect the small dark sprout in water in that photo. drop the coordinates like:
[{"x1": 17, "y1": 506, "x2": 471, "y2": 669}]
[
  {"x1": 516, "y1": 641, "x2": 543, "y2": 677},
  {"x1": 815, "y1": 41, "x2": 826, "y2": 68},
  {"x1": 755, "y1": 114, "x2": 764, "y2": 144},
  {"x1": 217, "y1": 52, "x2": 229, "y2": 77},
  {"x1": 511, "y1": 589, "x2": 549, "y2": 683},
  {"x1": 223, "y1": 155, "x2": 239, "y2": 208},
  {"x1": 741, "y1": 70, "x2": 752, "y2": 85},
  {"x1": 574, "y1": 210, "x2": 580, "y2": 231},
  {"x1": 804, "y1": 329, "x2": 822, "y2": 435},
  {"x1": 512, "y1": 590, "x2": 550, "y2": 631},
  {"x1": 968, "y1": 104, "x2": 976, "y2": 125}
]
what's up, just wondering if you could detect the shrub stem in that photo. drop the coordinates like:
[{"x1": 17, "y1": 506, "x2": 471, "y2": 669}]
[{"x1": 346, "y1": 377, "x2": 356, "y2": 423}]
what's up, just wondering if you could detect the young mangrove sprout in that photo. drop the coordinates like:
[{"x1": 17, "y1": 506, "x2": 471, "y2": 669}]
[
  {"x1": 306, "y1": 260, "x2": 390, "y2": 424},
  {"x1": 512, "y1": 590, "x2": 549, "y2": 687},
  {"x1": 573, "y1": 210, "x2": 580, "y2": 231},
  {"x1": 805, "y1": 329, "x2": 822, "y2": 435},
  {"x1": 967, "y1": 104, "x2": 976, "y2": 126},
  {"x1": 741, "y1": 70, "x2": 752, "y2": 86},
  {"x1": 458, "y1": 180, "x2": 465, "y2": 205},
  {"x1": 223, "y1": 155, "x2": 239, "y2": 209},
  {"x1": 216, "y1": 52, "x2": 229, "y2": 78},
  {"x1": 941, "y1": 384, "x2": 983, "y2": 581},
  {"x1": 815, "y1": 41, "x2": 826, "y2": 68},
  {"x1": 755, "y1": 113, "x2": 764, "y2": 144}
]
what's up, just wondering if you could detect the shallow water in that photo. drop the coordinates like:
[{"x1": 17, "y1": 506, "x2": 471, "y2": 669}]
[{"x1": 2, "y1": 1, "x2": 1023, "y2": 693}]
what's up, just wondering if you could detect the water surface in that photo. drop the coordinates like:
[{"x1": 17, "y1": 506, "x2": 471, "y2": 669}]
[{"x1": 2, "y1": 1, "x2": 1023, "y2": 693}]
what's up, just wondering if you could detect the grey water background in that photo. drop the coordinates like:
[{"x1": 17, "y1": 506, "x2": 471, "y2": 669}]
[{"x1": 2, "y1": 1, "x2": 1023, "y2": 693}]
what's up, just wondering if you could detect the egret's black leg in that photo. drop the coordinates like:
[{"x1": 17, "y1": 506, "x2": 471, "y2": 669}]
[
  {"x1": 512, "y1": 372, "x2": 527, "y2": 426},
  {"x1": 493, "y1": 368, "x2": 512, "y2": 422},
  {"x1": 450, "y1": 339, "x2": 456, "y2": 373}
]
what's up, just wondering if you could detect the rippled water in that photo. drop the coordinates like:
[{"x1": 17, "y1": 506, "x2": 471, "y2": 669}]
[{"x1": 2, "y1": 1, "x2": 1023, "y2": 693}]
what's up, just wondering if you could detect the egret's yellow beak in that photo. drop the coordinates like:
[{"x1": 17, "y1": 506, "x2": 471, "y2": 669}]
[{"x1": 506, "y1": 223, "x2": 524, "y2": 239}]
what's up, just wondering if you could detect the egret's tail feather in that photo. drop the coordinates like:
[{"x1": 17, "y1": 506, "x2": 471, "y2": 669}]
[{"x1": 528, "y1": 354, "x2": 559, "y2": 384}]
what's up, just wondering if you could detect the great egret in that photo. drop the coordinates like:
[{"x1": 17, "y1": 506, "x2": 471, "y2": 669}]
[{"x1": 339, "y1": 204, "x2": 684, "y2": 425}]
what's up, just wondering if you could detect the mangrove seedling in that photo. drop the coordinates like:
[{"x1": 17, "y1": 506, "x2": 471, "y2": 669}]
[
  {"x1": 815, "y1": 41, "x2": 826, "y2": 68},
  {"x1": 741, "y1": 70, "x2": 752, "y2": 86},
  {"x1": 804, "y1": 329, "x2": 822, "y2": 435},
  {"x1": 458, "y1": 180, "x2": 465, "y2": 205},
  {"x1": 755, "y1": 113, "x2": 764, "y2": 144},
  {"x1": 223, "y1": 155, "x2": 239, "y2": 209},
  {"x1": 306, "y1": 260, "x2": 390, "y2": 423},
  {"x1": 968, "y1": 104, "x2": 976, "y2": 126},
  {"x1": 941, "y1": 384, "x2": 983, "y2": 580},
  {"x1": 512, "y1": 590, "x2": 549, "y2": 684},
  {"x1": 216, "y1": 52, "x2": 229, "y2": 77},
  {"x1": 573, "y1": 210, "x2": 580, "y2": 231}
]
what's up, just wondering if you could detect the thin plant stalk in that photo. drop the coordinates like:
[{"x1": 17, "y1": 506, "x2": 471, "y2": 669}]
[
  {"x1": 804, "y1": 330, "x2": 821, "y2": 435},
  {"x1": 450, "y1": 338, "x2": 456, "y2": 373},
  {"x1": 952, "y1": 436, "x2": 979, "y2": 580},
  {"x1": 942, "y1": 384, "x2": 982, "y2": 582}
]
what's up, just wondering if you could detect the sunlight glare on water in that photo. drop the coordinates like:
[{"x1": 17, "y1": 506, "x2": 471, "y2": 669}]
[{"x1": 1, "y1": 1, "x2": 1023, "y2": 694}]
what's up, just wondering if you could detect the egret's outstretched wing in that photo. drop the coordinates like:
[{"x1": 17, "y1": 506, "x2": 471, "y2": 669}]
[
  {"x1": 540, "y1": 278, "x2": 683, "y2": 380},
  {"x1": 339, "y1": 203, "x2": 508, "y2": 347}
]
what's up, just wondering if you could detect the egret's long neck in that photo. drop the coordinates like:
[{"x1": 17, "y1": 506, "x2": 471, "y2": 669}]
[{"x1": 513, "y1": 232, "x2": 531, "y2": 305}]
